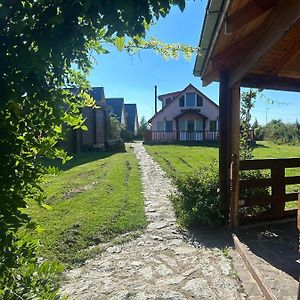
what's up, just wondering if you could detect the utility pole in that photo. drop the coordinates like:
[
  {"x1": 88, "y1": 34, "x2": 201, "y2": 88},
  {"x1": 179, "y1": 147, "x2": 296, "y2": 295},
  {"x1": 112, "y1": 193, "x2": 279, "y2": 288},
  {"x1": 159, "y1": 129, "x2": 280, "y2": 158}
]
[
  {"x1": 154, "y1": 85, "x2": 157, "y2": 114},
  {"x1": 266, "y1": 108, "x2": 269, "y2": 125}
]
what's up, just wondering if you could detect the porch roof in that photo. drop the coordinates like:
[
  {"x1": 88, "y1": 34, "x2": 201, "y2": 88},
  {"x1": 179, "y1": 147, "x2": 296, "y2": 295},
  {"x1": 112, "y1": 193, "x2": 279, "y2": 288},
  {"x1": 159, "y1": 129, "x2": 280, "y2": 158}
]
[
  {"x1": 174, "y1": 109, "x2": 208, "y2": 120},
  {"x1": 194, "y1": 0, "x2": 300, "y2": 91}
]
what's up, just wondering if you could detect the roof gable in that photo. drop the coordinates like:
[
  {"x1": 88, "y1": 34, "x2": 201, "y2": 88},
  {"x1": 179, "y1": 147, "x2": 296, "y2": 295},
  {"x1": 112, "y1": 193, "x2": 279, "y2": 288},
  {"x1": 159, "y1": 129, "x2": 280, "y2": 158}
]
[
  {"x1": 67, "y1": 86, "x2": 106, "y2": 107},
  {"x1": 106, "y1": 98, "x2": 125, "y2": 120},
  {"x1": 148, "y1": 83, "x2": 218, "y2": 122},
  {"x1": 125, "y1": 104, "x2": 138, "y2": 133}
]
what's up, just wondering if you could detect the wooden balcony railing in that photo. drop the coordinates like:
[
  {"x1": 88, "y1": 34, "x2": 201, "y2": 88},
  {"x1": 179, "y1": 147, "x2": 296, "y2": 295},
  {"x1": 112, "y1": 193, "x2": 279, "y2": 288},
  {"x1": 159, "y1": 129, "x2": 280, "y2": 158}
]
[
  {"x1": 239, "y1": 158, "x2": 300, "y2": 223},
  {"x1": 144, "y1": 130, "x2": 219, "y2": 142}
]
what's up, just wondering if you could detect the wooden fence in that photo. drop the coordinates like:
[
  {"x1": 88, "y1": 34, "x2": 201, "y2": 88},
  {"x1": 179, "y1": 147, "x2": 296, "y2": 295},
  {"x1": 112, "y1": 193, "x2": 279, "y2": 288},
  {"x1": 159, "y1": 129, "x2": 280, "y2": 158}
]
[{"x1": 238, "y1": 158, "x2": 300, "y2": 223}]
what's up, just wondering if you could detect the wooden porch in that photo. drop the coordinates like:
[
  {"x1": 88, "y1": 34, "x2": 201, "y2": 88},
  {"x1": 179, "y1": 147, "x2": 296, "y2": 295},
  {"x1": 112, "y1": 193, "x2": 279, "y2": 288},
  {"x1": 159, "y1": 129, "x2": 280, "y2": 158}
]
[
  {"x1": 144, "y1": 130, "x2": 219, "y2": 143},
  {"x1": 194, "y1": 0, "x2": 300, "y2": 228}
]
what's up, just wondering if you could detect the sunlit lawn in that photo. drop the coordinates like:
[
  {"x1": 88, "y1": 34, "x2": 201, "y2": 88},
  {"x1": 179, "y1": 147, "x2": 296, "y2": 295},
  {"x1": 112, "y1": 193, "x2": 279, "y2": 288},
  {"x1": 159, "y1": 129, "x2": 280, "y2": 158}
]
[
  {"x1": 145, "y1": 141, "x2": 300, "y2": 208},
  {"x1": 28, "y1": 148, "x2": 146, "y2": 266}
]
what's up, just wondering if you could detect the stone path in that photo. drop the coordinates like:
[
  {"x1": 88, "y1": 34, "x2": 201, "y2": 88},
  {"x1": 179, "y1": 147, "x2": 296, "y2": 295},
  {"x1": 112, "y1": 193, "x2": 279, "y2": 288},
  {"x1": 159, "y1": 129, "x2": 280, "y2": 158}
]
[{"x1": 62, "y1": 142, "x2": 249, "y2": 299}]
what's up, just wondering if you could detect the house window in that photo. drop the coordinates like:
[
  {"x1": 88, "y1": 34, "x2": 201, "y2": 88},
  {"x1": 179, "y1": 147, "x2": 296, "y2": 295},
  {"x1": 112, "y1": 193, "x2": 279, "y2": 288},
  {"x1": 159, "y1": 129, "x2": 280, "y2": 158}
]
[
  {"x1": 197, "y1": 94, "x2": 203, "y2": 106},
  {"x1": 179, "y1": 96, "x2": 184, "y2": 107},
  {"x1": 157, "y1": 121, "x2": 164, "y2": 131},
  {"x1": 178, "y1": 120, "x2": 186, "y2": 130},
  {"x1": 165, "y1": 97, "x2": 172, "y2": 106},
  {"x1": 187, "y1": 120, "x2": 194, "y2": 131},
  {"x1": 195, "y1": 119, "x2": 203, "y2": 130},
  {"x1": 165, "y1": 120, "x2": 173, "y2": 132},
  {"x1": 210, "y1": 120, "x2": 217, "y2": 131},
  {"x1": 186, "y1": 93, "x2": 195, "y2": 107}
]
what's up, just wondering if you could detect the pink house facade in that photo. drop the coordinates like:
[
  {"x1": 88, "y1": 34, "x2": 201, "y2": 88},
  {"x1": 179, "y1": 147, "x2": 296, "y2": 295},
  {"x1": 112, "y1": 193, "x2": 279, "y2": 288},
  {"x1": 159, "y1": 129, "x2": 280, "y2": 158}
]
[{"x1": 147, "y1": 84, "x2": 219, "y2": 142}]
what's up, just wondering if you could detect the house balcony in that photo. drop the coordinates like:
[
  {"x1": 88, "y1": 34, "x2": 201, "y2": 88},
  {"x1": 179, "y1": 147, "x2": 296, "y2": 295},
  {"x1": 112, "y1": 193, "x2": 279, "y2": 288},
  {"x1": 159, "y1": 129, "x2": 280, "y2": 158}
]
[{"x1": 144, "y1": 130, "x2": 219, "y2": 143}]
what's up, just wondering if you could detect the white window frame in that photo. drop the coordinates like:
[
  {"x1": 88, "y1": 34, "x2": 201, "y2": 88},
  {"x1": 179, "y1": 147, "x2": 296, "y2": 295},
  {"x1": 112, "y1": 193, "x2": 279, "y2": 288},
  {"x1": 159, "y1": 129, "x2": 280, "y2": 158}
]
[
  {"x1": 179, "y1": 93, "x2": 203, "y2": 108},
  {"x1": 157, "y1": 121, "x2": 165, "y2": 131}
]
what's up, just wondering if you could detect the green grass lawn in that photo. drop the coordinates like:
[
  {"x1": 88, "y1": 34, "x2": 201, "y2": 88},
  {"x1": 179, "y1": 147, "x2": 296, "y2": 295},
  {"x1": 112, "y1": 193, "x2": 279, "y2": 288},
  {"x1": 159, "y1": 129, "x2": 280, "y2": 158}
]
[
  {"x1": 145, "y1": 141, "x2": 300, "y2": 208},
  {"x1": 145, "y1": 141, "x2": 300, "y2": 175},
  {"x1": 145, "y1": 143, "x2": 219, "y2": 176},
  {"x1": 28, "y1": 148, "x2": 146, "y2": 266}
]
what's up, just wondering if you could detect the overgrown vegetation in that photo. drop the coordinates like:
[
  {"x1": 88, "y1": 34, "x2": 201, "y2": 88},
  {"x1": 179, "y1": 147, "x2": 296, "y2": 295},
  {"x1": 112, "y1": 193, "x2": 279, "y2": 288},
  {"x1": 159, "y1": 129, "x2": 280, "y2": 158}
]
[
  {"x1": 1, "y1": 0, "x2": 193, "y2": 297},
  {"x1": 171, "y1": 163, "x2": 224, "y2": 227}
]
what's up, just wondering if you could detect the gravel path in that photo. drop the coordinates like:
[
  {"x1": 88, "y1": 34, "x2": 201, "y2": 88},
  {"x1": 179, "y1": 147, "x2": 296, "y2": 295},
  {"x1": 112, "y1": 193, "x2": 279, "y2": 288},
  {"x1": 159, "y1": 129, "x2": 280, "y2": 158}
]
[{"x1": 62, "y1": 142, "x2": 247, "y2": 299}]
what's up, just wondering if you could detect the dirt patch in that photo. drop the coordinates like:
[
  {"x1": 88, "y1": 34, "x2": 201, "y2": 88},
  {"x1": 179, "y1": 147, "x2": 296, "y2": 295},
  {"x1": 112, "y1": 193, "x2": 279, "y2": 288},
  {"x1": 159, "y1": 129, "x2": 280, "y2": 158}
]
[
  {"x1": 124, "y1": 160, "x2": 132, "y2": 186},
  {"x1": 62, "y1": 182, "x2": 97, "y2": 200}
]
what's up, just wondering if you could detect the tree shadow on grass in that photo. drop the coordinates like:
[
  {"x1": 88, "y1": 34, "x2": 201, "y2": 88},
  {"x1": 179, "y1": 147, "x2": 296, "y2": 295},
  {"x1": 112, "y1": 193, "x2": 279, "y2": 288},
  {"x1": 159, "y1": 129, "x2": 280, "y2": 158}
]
[
  {"x1": 252, "y1": 143, "x2": 270, "y2": 149},
  {"x1": 42, "y1": 151, "x2": 118, "y2": 171}
]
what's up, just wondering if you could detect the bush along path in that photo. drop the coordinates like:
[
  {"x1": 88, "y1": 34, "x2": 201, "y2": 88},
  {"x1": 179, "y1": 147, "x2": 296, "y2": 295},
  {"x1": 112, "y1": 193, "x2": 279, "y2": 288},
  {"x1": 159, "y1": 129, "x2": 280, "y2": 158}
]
[{"x1": 62, "y1": 142, "x2": 247, "y2": 299}]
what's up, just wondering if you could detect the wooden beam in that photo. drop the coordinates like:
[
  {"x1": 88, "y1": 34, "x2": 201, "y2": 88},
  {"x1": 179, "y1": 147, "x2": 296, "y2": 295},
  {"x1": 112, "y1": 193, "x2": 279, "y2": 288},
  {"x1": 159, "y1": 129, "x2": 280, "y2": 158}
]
[
  {"x1": 219, "y1": 70, "x2": 231, "y2": 215},
  {"x1": 229, "y1": 0, "x2": 300, "y2": 88},
  {"x1": 229, "y1": 83, "x2": 240, "y2": 229},
  {"x1": 269, "y1": 39, "x2": 300, "y2": 75},
  {"x1": 233, "y1": 234, "x2": 279, "y2": 300},
  {"x1": 240, "y1": 157, "x2": 300, "y2": 170},
  {"x1": 225, "y1": 0, "x2": 278, "y2": 34},
  {"x1": 210, "y1": 30, "x2": 261, "y2": 71},
  {"x1": 242, "y1": 74, "x2": 300, "y2": 92}
]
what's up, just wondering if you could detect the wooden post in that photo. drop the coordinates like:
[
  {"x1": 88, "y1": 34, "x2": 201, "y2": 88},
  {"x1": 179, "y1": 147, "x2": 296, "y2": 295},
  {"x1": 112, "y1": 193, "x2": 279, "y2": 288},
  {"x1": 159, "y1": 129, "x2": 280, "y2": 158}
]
[
  {"x1": 271, "y1": 166, "x2": 286, "y2": 217},
  {"x1": 176, "y1": 119, "x2": 179, "y2": 141},
  {"x1": 298, "y1": 192, "x2": 300, "y2": 300},
  {"x1": 229, "y1": 83, "x2": 240, "y2": 228},
  {"x1": 219, "y1": 70, "x2": 231, "y2": 216}
]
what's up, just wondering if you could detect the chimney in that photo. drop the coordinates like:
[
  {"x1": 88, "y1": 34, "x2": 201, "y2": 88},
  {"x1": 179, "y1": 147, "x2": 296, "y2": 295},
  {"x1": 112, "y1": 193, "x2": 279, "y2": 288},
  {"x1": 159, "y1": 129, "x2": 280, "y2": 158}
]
[{"x1": 154, "y1": 85, "x2": 157, "y2": 114}]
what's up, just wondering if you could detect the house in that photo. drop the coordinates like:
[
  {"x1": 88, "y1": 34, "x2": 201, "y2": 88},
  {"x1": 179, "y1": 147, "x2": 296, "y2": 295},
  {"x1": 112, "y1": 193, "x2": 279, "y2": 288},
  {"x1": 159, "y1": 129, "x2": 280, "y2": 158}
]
[
  {"x1": 124, "y1": 104, "x2": 139, "y2": 136},
  {"x1": 60, "y1": 87, "x2": 108, "y2": 153},
  {"x1": 147, "y1": 84, "x2": 219, "y2": 142},
  {"x1": 106, "y1": 98, "x2": 126, "y2": 127},
  {"x1": 80, "y1": 87, "x2": 108, "y2": 151}
]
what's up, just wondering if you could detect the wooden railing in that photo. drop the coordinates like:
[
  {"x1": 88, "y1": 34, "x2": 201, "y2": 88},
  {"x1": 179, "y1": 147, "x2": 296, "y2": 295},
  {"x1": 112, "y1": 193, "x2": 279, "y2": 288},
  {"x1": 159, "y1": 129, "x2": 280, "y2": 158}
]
[
  {"x1": 145, "y1": 130, "x2": 219, "y2": 142},
  {"x1": 239, "y1": 158, "x2": 300, "y2": 223}
]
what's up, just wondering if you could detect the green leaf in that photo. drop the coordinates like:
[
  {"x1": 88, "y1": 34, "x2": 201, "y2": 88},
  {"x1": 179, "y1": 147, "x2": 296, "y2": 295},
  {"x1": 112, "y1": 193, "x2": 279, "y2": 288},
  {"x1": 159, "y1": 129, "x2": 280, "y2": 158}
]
[
  {"x1": 115, "y1": 36, "x2": 125, "y2": 51},
  {"x1": 53, "y1": 125, "x2": 62, "y2": 133},
  {"x1": 41, "y1": 204, "x2": 52, "y2": 211}
]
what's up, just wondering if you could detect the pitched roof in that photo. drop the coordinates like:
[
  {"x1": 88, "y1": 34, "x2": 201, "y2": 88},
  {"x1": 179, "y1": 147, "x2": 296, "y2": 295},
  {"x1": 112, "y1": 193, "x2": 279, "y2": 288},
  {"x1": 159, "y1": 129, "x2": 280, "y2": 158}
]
[
  {"x1": 88, "y1": 87, "x2": 105, "y2": 104},
  {"x1": 148, "y1": 83, "x2": 218, "y2": 123},
  {"x1": 158, "y1": 91, "x2": 181, "y2": 101},
  {"x1": 106, "y1": 98, "x2": 124, "y2": 121},
  {"x1": 174, "y1": 109, "x2": 208, "y2": 120},
  {"x1": 125, "y1": 104, "x2": 138, "y2": 133},
  {"x1": 67, "y1": 86, "x2": 106, "y2": 108}
]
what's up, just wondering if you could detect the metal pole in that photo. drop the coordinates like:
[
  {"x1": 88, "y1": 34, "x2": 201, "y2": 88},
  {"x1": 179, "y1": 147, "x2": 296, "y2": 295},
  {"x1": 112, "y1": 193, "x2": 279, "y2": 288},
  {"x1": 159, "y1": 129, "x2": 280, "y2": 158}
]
[{"x1": 154, "y1": 85, "x2": 157, "y2": 114}]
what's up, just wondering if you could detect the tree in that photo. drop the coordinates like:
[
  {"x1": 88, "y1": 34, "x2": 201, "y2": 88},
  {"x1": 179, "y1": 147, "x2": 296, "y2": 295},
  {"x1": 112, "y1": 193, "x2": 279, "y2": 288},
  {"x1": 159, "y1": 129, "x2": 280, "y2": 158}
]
[
  {"x1": 0, "y1": 1, "x2": 190, "y2": 298},
  {"x1": 252, "y1": 118, "x2": 264, "y2": 141},
  {"x1": 240, "y1": 90, "x2": 256, "y2": 160},
  {"x1": 139, "y1": 116, "x2": 150, "y2": 137}
]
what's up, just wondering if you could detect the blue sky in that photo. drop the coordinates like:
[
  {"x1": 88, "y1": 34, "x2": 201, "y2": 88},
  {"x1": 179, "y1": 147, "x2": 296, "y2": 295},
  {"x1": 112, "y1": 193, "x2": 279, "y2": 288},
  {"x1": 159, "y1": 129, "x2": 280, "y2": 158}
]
[{"x1": 88, "y1": 0, "x2": 300, "y2": 125}]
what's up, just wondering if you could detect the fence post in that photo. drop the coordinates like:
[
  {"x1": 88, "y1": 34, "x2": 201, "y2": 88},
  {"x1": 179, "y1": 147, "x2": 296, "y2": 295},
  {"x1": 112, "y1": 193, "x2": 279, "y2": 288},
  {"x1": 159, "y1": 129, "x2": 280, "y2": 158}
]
[{"x1": 271, "y1": 166, "x2": 286, "y2": 217}]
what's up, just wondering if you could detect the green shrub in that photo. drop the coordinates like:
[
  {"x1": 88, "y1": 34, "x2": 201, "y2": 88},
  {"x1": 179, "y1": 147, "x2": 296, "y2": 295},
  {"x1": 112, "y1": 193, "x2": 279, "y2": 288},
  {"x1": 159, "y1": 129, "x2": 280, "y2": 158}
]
[
  {"x1": 171, "y1": 163, "x2": 224, "y2": 227},
  {"x1": 120, "y1": 129, "x2": 133, "y2": 142},
  {"x1": 264, "y1": 119, "x2": 300, "y2": 145},
  {"x1": 0, "y1": 229, "x2": 65, "y2": 300}
]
